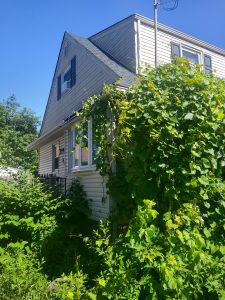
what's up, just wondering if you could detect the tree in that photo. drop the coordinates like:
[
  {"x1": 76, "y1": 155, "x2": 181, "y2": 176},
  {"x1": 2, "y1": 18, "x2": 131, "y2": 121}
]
[{"x1": 0, "y1": 95, "x2": 39, "y2": 171}]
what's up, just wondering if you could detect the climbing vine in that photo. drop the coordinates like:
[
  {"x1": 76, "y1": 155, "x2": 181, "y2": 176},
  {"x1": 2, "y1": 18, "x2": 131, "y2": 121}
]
[
  {"x1": 77, "y1": 59, "x2": 225, "y2": 298},
  {"x1": 79, "y1": 59, "x2": 225, "y2": 220}
]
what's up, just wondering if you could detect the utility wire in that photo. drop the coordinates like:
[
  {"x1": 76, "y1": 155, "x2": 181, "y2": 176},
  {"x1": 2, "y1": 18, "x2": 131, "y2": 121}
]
[{"x1": 159, "y1": 0, "x2": 179, "y2": 11}]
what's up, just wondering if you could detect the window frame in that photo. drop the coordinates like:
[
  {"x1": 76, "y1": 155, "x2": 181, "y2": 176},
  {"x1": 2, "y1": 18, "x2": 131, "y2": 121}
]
[
  {"x1": 181, "y1": 46, "x2": 201, "y2": 64},
  {"x1": 171, "y1": 42, "x2": 212, "y2": 73},
  {"x1": 57, "y1": 56, "x2": 76, "y2": 101},
  {"x1": 70, "y1": 120, "x2": 96, "y2": 172}
]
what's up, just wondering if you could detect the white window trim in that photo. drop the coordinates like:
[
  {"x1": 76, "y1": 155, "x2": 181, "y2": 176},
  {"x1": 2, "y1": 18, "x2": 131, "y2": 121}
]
[
  {"x1": 180, "y1": 44, "x2": 201, "y2": 64},
  {"x1": 71, "y1": 120, "x2": 96, "y2": 172}
]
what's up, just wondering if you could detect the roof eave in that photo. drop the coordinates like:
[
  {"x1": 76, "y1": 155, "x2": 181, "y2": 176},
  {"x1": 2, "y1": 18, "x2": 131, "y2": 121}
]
[{"x1": 28, "y1": 121, "x2": 66, "y2": 150}]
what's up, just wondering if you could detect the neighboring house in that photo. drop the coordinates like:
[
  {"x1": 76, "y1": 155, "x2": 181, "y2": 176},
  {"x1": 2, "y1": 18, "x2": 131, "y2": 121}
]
[
  {"x1": 0, "y1": 166, "x2": 19, "y2": 181},
  {"x1": 28, "y1": 14, "x2": 225, "y2": 220}
]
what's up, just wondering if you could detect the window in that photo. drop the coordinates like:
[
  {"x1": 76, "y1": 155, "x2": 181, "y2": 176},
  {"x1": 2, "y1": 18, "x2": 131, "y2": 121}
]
[
  {"x1": 61, "y1": 67, "x2": 71, "y2": 92},
  {"x1": 57, "y1": 56, "x2": 76, "y2": 100},
  {"x1": 171, "y1": 42, "x2": 212, "y2": 73},
  {"x1": 69, "y1": 120, "x2": 96, "y2": 170},
  {"x1": 182, "y1": 48, "x2": 200, "y2": 64},
  {"x1": 52, "y1": 143, "x2": 60, "y2": 172}
]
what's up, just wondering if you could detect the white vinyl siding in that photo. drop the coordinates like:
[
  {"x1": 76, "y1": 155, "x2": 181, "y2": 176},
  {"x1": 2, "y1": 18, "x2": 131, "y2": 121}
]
[
  {"x1": 39, "y1": 143, "x2": 52, "y2": 175},
  {"x1": 39, "y1": 135, "x2": 65, "y2": 177},
  {"x1": 76, "y1": 172, "x2": 109, "y2": 221},
  {"x1": 138, "y1": 22, "x2": 225, "y2": 78},
  {"x1": 65, "y1": 129, "x2": 109, "y2": 220}
]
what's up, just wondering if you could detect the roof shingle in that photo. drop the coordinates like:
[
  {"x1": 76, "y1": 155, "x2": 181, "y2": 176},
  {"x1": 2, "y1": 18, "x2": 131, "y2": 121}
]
[{"x1": 68, "y1": 32, "x2": 136, "y2": 87}]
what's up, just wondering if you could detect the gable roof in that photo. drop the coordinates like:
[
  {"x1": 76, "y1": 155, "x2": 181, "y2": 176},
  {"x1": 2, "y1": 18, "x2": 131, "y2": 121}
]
[
  {"x1": 39, "y1": 32, "x2": 136, "y2": 135},
  {"x1": 68, "y1": 32, "x2": 136, "y2": 87}
]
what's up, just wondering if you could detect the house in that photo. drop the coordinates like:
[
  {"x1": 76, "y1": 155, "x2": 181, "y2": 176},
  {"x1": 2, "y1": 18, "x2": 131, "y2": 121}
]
[
  {"x1": 28, "y1": 14, "x2": 225, "y2": 221},
  {"x1": 0, "y1": 166, "x2": 19, "y2": 181}
]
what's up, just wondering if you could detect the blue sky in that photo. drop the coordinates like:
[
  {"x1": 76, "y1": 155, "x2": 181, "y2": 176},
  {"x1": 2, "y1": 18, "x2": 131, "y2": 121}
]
[{"x1": 0, "y1": 0, "x2": 225, "y2": 121}]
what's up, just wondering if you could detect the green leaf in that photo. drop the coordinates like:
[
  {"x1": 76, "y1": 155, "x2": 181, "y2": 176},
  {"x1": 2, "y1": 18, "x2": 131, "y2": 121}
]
[
  {"x1": 203, "y1": 228, "x2": 211, "y2": 238},
  {"x1": 184, "y1": 112, "x2": 193, "y2": 120},
  {"x1": 198, "y1": 176, "x2": 209, "y2": 186},
  {"x1": 67, "y1": 291, "x2": 74, "y2": 300},
  {"x1": 98, "y1": 278, "x2": 106, "y2": 287}
]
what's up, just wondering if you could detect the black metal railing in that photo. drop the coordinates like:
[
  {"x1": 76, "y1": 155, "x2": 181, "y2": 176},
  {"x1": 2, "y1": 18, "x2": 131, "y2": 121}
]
[{"x1": 38, "y1": 174, "x2": 67, "y2": 196}]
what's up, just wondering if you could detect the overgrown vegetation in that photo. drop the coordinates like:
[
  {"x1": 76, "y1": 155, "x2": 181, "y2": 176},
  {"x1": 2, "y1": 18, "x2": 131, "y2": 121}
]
[
  {"x1": 79, "y1": 59, "x2": 225, "y2": 298},
  {"x1": 0, "y1": 95, "x2": 39, "y2": 171},
  {"x1": 1, "y1": 60, "x2": 225, "y2": 299},
  {"x1": 0, "y1": 176, "x2": 97, "y2": 299}
]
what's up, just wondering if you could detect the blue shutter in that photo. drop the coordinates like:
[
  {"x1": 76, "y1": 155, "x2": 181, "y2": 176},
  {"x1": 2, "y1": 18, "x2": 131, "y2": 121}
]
[
  {"x1": 57, "y1": 75, "x2": 61, "y2": 100},
  {"x1": 68, "y1": 130, "x2": 73, "y2": 171},
  {"x1": 171, "y1": 42, "x2": 181, "y2": 58},
  {"x1": 204, "y1": 54, "x2": 212, "y2": 74},
  {"x1": 70, "y1": 56, "x2": 76, "y2": 87},
  {"x1": 52, "y1": 145, "x2": 56, "y2": 172}
]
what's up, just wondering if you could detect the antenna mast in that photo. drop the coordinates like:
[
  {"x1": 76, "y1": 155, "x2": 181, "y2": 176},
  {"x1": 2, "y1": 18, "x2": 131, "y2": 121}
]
[
  {"x1": 154, "y1": 0, "x2": 159, "y2": 67},
  {"x1": 154, "y1": 0, "x2": 158, "y2": 67},
  {"x1": 153, "y1": 0, "x2": 179, "y2": 68}
]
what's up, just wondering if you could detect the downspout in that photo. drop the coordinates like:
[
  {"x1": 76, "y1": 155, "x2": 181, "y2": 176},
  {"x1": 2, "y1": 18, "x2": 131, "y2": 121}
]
[{"x1": 135, "y1": 19, "x2": 141, "y2": 74}]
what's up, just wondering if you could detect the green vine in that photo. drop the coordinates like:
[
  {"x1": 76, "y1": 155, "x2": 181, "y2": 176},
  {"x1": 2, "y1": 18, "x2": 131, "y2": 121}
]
[{"x1": 79, "y1": 58, "x2": 225, "y2": 221}]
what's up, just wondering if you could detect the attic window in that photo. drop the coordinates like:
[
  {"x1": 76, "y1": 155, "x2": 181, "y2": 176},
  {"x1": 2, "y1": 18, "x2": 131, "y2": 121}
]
[
  {"x1": 57, "y1": 56, "x2": 76, "y2": 100},
  {"x1": 61, "y1": 67, "x2": 71, "y2": 92},
  {"x1": 171, "y1": 42, "x2": 212, "y2": 74},
  {"x1": 182, "y1": 47, "x2": 200, "y2": 64}
]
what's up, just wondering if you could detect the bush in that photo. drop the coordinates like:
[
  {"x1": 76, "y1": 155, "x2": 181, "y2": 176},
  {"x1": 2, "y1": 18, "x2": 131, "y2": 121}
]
[
  {"x1": 79, "y1": 60, "x2": 225, "y2": 299},
  {"x1": 0, "y1": 243, "x2": 95, "y2": 300},
  {"x1": 80, "y1": 59, "x2": 225, "y2": 220},
  {"x1": 0, "y1": 243, "x2": 49, "y2": 300},
  {"x1": 67, "y1": 178, "x2": 91, "y2": 217},
  {"x1": 52, "y1": 271, "x2": 96, "y2": 300},
  {"x1": 40, "y1": 178, "x2": 97, "y2": 279},
  {"x1": 85, "y1": 199, "x2": 225, "y2": 299},
  {"x1": 0, "y1": 174, "x2": 63, "y2": 252},
  {"x1": 0, "y1": 175, "x2": 96, "y2": 299}
]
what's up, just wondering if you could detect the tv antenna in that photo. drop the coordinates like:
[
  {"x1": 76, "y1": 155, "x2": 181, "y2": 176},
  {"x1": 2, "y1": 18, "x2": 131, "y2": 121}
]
[{"x1": 154, "y1": 0, "x2": 179, "y2": 67}]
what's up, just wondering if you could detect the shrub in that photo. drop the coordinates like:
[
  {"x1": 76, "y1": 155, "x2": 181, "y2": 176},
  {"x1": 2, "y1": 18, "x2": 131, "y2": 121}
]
[
  {"x1": 85, "y1": 199, "x2": 225, "y2": 299},
  {"x1": 51, "y1": 271, "x2": 96, "y2": 300},
  {"x1": 80, "y1": 59, "x2": 225, "y2": 220},
  {"x1": 79, "y1": 60, "x2": 225, "y2": 298},
  {"x1": 0, "y1": 174, "x2": 63, "y2": 252},
  {"x1": 67, "y1": 178, "x2": 91, "y2": 217},
  {"x1": 0, "y1": 243, "x2": 49, "y2": 300}
]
